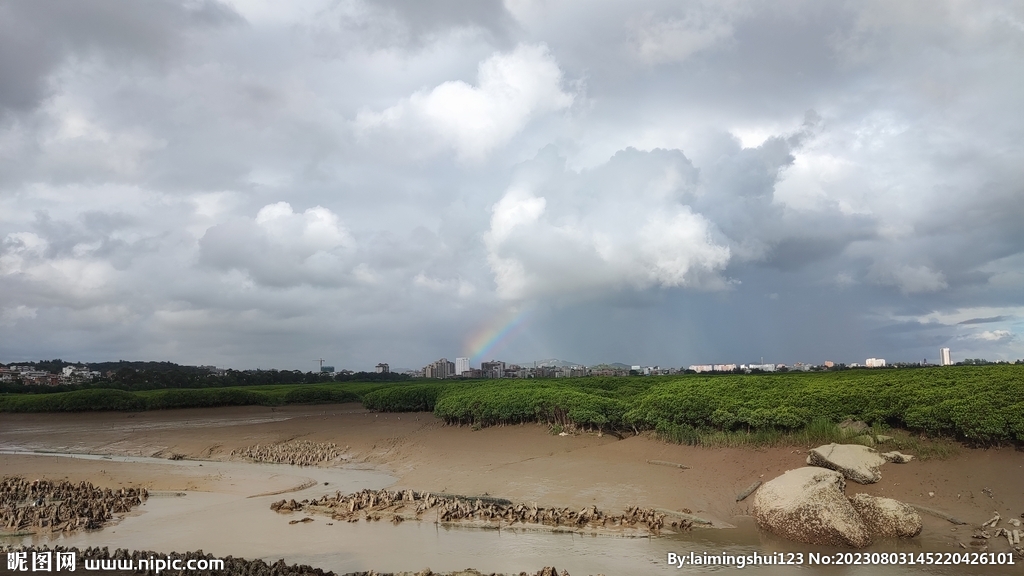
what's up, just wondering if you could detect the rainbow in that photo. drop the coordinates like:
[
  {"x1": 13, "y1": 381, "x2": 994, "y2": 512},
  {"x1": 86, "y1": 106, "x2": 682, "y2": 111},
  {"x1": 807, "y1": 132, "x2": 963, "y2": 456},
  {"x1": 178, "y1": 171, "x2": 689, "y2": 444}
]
[{"x1": 465, "y1": 307, "x2": 532, "y2": 364}]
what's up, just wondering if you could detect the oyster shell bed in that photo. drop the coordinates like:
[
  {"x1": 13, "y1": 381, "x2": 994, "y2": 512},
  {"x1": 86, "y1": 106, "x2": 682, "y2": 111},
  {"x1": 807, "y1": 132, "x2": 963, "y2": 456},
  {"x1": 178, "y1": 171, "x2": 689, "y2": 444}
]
[
  {"x1": 272, "y1": 488, "x2": 693, "y2": 535},
  {"x1": 1, "y1": 476, "x2": 146, "y2": 533},
  {"x1": 231, "y1": 441, "x2": 346, "y2": 467}
]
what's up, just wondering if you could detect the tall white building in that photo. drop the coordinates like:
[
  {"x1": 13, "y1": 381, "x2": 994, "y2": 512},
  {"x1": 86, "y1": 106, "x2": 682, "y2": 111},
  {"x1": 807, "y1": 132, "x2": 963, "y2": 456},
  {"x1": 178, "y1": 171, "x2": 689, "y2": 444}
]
[
  {"x1": 865, "y1": 358, "x2": 886, "y2": 368},
  {"x1": 939, "y1": 347, "x2": 951, "y2": 366},
  {"x1": 455, "y1": 357, "x2": 470, "y2": 376}
]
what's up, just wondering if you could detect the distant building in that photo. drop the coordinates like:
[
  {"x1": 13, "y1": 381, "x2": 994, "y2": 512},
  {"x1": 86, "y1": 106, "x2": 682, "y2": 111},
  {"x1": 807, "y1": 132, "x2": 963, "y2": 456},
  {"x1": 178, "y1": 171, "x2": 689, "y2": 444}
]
[
  {"x1": 375, "y1": 363, "x2": 390, "y2": 374},
  {"x1": 939, "y1": 348, "x2": 951, "y2": 366},
  {"x1": 424, "y1": 358, "x2": 455, "y2": 379},
  {"x1": 865, "y1": 358, "x2": 886, "y2": 368},
  {"x1": 320, "y1": 365, "x2": 335, "y2": 373},
  {"x1": 823, "y1": 360, "x2": 834, "y2": 368},
  {"x1": 480, "y1": 360, "x2": 505, "y2": 378},
  {"x1": 591, "y1": 368, "x2": 629, "y2": 376},
  {"x1": 745, "y1": 364, "x2": 776, "y2": 372},
  {"x1": 713, "y1": 364, "x2": 737, "y2": 372},
  {"x1": 3, "y1": 369, "x2": 58, "y2": 385},
  {"x1": 688, "y1": 364, "x2": 714, "y2": 373},
  {"x1": 58, "y1": 365, "x2": 101, "y2": 383},
  {"x1": 455, "y1": 357, "x2": 470, "y2": 376},
  {"x1": 554, "y1": 365, "x2": 588, "y2": 378}
]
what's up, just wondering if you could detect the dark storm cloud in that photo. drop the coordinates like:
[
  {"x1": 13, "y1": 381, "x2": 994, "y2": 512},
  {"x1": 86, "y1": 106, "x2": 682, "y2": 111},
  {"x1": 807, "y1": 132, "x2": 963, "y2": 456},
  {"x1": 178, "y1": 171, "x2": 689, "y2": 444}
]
[{"x1": 0, "y1": 0, "x2": 240, "y2": 114}]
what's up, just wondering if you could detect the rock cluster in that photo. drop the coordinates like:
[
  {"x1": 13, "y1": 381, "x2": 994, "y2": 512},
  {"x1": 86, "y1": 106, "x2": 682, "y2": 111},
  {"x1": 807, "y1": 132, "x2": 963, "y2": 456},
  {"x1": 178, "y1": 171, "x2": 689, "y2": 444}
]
[
  {"x1": 231, "y1": 441, "x2": 345, "y2": 467},
  {"x1": 848, "y1": 494, "x2": 922, "y2": 538},
  {"x1": 753, "y1": 468, "x2": 922, "y2": 548},
  {"x1": 806, "y1": 444, "x2": 888, "y2": 484},
  {"x1": 271, "y1": 489, "x2": 692, "y2": 534},
  {"x1": 1, "y1": 546, "x2": 601, "y2": 576},
  {"x1": 753, "y1": 468, "x2": 872, "y2": 548},
  {"x1": 0, "y1": 477, "x2": 146, "y2": 533}
]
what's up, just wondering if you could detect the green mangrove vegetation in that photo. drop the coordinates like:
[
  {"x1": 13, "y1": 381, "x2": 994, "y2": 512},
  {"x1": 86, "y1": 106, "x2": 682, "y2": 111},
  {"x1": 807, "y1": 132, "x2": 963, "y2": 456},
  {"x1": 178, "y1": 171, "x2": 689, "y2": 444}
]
[{"x1": 1, "y1": 365, "x2": 1021, "y2": 446}]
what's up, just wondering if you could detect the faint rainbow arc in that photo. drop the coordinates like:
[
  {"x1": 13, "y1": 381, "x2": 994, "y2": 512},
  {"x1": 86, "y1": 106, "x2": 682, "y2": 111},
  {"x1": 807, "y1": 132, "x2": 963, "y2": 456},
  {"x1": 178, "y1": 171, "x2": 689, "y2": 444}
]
[{"x1": 465, "y1": 308, "x2": 532, "y2": 364}]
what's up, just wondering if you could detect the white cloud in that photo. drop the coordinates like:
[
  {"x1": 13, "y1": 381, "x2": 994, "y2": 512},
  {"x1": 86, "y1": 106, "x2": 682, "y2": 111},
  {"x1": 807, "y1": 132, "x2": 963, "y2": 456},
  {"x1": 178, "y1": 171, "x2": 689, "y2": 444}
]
[
  {"x1": 889, "y1": 306, "x2": 1024, "y2": 326},
  {"x1": 0, "y1": 231, "x2": 117, "y2": 301},
  {"x1": 199, "y1": 202, "x2": 356, "y2": 288},
  {"x1": 255, "y1": 202, "x2": 354, "y2": 253},
  {"x1": 487, "y1": 187, "x2": 546, "y2": 244},
  {"x1": 636, "y1": 211, "x2": 731, "y2": 286},
  {"x1": 774, "y1": 152, "x2": 856, "y2": 212},
  {"x1": 484, "y1": 150, "x2": 731, "y2": 300},
  {"x1": 355, "y1": 43, "x2": 574, "y2": 160},
  {"x1": 961, "y1": 329, "x2": 1014, "y2": 343}
]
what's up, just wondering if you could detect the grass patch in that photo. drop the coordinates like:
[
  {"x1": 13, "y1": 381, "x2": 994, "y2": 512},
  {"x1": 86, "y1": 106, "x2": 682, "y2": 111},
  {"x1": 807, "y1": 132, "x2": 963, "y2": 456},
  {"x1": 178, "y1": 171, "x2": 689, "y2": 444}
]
[
  {"x1": 651, "y1": 417, "x2": 962, "y2": 459},
  {"x1": 878, "y1": 429, "x2": 962, "y2": 460}
]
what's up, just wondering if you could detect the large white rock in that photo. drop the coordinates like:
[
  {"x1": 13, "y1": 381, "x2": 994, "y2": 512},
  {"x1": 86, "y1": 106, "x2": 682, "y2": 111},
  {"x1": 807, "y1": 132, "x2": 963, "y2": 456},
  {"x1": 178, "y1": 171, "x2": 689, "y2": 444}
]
[
  {"x1": 848, "y1": 494, "x2": 922, "y2": 538},
  {"x1": 807, "y1": 443, "x2": 887, "y2": 484},
  {"x1": 753, "y1": 467, "x2": 872, "y2": 548}
]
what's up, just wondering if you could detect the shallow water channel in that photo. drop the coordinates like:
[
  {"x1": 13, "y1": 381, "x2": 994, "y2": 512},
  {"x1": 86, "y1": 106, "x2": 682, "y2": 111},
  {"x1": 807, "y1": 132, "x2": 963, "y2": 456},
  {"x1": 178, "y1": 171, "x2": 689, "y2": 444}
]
[{"x1": 1, "y1": 452, "x2": 1013, "y2": 575}]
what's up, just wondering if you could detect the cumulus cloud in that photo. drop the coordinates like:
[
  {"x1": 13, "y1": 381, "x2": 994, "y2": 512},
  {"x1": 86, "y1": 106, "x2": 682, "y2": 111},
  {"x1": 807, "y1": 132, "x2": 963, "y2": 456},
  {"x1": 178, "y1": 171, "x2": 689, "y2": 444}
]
[
  {"x1": 485, "y1": 148, "x2": 731, "y2": 299},
  {"x1": 199, "y1": 202, "x2": 356, "y2": 288},
  {"x1": 0, "y1": 230, "x2": 119, "y2": 303},
  {"x1": 355, "y1": 43, "x2": 574, "y2": 159}
]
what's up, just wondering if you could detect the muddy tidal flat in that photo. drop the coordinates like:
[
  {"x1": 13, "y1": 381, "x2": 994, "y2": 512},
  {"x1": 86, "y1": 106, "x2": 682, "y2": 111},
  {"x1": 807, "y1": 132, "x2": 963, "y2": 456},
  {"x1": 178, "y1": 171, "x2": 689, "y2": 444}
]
[{"x1": 1, "y1": 404, "x2": 1022, "y2": 575}]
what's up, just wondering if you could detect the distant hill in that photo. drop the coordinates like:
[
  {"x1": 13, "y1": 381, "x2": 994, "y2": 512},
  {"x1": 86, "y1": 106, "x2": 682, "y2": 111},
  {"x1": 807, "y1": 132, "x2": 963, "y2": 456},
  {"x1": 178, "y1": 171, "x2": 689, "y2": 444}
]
[
  {"x1": 590, "y1": 362, "x2": 632, "y2": 369},
  {"x1": 0, "y1": 359, "x2": 208, "y2": 375},
  {"x1": 87, "y1": 360, "x2": 209, "y2": 373}
]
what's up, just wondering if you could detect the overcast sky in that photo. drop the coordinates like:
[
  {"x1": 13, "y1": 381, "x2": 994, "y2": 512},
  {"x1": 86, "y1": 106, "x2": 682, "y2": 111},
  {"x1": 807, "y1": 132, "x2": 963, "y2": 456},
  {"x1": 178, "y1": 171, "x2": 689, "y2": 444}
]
[{"x1": 1, "y1": 0, "x2": 1023, "y2": 371}]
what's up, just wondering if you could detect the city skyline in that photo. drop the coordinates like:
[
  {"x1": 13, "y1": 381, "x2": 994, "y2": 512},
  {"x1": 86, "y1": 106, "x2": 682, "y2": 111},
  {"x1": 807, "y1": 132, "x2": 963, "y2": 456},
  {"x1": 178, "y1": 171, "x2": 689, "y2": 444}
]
[
  {"x1": 5, "y1": 345, "x2": 1004, "y2": 376},
  {"x1": 1, "y1": 2, "x2": 1023, "y2": 370}
]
